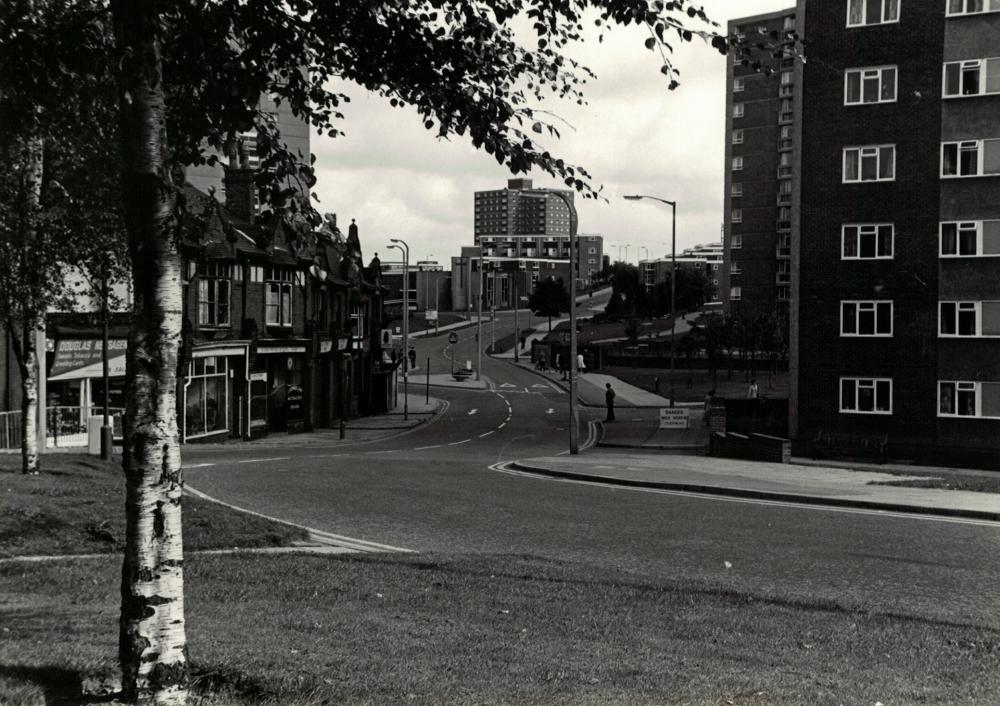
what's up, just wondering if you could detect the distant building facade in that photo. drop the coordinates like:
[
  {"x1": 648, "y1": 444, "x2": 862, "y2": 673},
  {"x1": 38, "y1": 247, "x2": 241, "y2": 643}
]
[
  {"x1": 722, "y1": 8, "x2": 798, "y2": 317},
  {"x1": 473, "y1": 179, "x2": 604, "y2": 287}
]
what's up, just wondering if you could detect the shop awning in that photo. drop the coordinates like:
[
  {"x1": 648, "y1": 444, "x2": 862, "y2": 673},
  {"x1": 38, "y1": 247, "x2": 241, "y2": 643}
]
[{"x1": 49, "y1": 339, "x2": 127, "y2": 381}]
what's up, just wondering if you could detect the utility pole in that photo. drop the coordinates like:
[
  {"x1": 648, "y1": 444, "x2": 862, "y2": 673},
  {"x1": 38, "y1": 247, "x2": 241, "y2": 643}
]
[
  {"x1": 476, "y1": 257, "x2": 483, "y2": 381},
  {"x1": 389, "y1": 238, "x2": 410, "y2": 420},
  {"x1": 100, "y1": 272, "x2": 113, "y2": 459},
  {"x1": 513, "y1": 276, "x2": 519, "y2": 363}
]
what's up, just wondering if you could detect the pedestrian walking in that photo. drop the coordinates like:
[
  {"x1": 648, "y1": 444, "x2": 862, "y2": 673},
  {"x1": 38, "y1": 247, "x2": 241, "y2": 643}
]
[
  {"x1": 747, "y1": 378, "x2": 759, "y2": 400},
  {"x1": 408, "y1": 345, "x2": 417, "y2": 370},
  {"x1": 605, "y1": 383, "x2": 616, "y2": 422},
  {"x1": 577, "y1": 352, "x2": 586, "y2": 373},
  {"x1": 704, "y1": 389, "x2": 715, "y2": 426}
]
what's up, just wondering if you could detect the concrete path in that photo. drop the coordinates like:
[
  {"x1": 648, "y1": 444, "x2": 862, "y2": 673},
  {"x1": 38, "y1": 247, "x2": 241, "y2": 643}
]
[{"x1": 510, "y1": 453, "x2": 1000, "y2": 521}]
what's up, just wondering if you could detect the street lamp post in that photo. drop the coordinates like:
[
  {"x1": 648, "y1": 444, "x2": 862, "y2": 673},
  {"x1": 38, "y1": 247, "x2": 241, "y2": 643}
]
[
  {"x1": 640, "y1": 246, "x2": 649, "y2": 262},
  {"x1": 388, "y1": 238, "x2": 409, "y2": 420},
  {"x1": 523, "y1": 188, "x2": 579, "y2": 454},
  {"x1": 624, "y1": 194, "x2": 677, "y2": 408},
  {"x1": 623, "y1": 244, "x2": 631, "y2": 264}
]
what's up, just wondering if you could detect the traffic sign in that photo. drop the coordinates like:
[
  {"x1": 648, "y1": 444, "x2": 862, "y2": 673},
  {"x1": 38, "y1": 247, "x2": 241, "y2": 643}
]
[
  {"x1": 659, "y1": 408, "x2": 690, "y2": 429},
  {"x1": 448, "y1": 332, "x2": 459, "y2": 344}
]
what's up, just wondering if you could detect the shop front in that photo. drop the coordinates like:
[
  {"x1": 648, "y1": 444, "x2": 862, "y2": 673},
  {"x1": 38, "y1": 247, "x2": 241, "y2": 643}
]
[
  {"x1": 251, "y1": 341, "x2": 309, "y2": 434},
  {"x1": 47, "y1": 337, "x2": 127, "y2": 443},
  {"x1": 182, "y1": 343, "x2": 249, "y2": 443}
]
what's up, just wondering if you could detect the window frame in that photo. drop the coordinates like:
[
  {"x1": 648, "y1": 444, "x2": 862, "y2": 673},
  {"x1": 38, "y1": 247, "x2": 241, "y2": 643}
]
[
  {"x1": 942, "y1": 58, "x2": 1000, "y2": 98},
  {"x1": 938, "y1": 380, "x2": 1000, "y2": 418},
  {"x1": 840, "y1": 300, "x2": 894, "y2": 337},
  {"x1": 730, "y1": 234, "x2": 743, "y2": 249},
  {"x1": 843, "y1": 144, "x2": 896, "y2": 183},
  {"x1": 731, "y1": 208, "x2": 743, "y2": 224},
  {"x1": 847, "y1": 0, "x2": 900, "y2": 26},
  {"x1": 840, "y1": 376, "x2": 893, "y2": 415},
  {"x1": 732, "y1": 128, "x2": 744, "y2": 144},
  {"x1": 196, "y1": 263, "x2": 232, "y2": 329},
  {"x1": 946, "y1": 0, "x2": 1000, "y2": 17},
  {"x1": 940, "y1": 220, "x2": 1000, "y2": 257},
  {"x1": 733, "y1": 77, "x2": 745, "y2": 92},
  {"x1": 732, "y1": 156, "x2": 744, "y2": 171},
  {"x1": 941, "y1": 139, "x2": 1000, "y2": 177},
  {"x1": 265, "y1": 278, "x2": 294, "y2": 328},
  {"x1": 729, "y1": 286, "x2": 742, "y2": 301},
  {"x1": 844, "y1": 65, "x2": 898, "y2": 105},
  {"x1": 733, "y1": 103, "x2": 745, "y2": 118},
  {"x1": 841, "y1": 223, "x2": 895, "y2": 260},
  {"x1": 731, "y1": 182, "x2": 743, "y2": 197},
  {"x1": 939, "y1": 300, "x2": 981, "y2": 336}
]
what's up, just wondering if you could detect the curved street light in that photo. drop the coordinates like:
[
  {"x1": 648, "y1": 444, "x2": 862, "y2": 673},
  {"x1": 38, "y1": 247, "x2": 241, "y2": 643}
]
[
  {"x1": 388, "y1": 238, "x2": 410, "y2": 420},
  {"x1": 624, "y1": 194, "x2": 677, "y2": 408},
  {"x1": 521, "y1": 188, "x2": 580, "y2": 454}
]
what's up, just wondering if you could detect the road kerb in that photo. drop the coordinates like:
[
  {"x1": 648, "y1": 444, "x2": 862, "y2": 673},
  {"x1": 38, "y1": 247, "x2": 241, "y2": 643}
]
[{"x1": 507, "y1": 461, "x2": 1000, "y2": 522}]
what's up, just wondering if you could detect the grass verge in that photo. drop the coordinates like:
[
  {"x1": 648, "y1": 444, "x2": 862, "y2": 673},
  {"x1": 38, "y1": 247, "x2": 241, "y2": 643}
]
[
  {"x1": 0, "y1": 455, "x2": 307, "y2": 558},
  {"x1": 2, "y1": 552, "x2": 999, "y2": 705},
  {"x1": 870, "y1": 474, "x2": 1000, "y2": 494}
]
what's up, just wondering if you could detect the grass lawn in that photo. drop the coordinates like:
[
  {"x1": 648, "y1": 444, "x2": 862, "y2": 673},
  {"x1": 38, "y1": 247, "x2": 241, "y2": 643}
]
[
  {"x1": 2, "y1": 552, "x2": 999, "y2": 705},
  {"x1": 605, "y1": 366, "x2": 789, "y2": 403},
  {"x1": 871, "y1": 474, "x2": 1000, "y2": 494},
  {"x1": 0, "y1": 454, "x2": 307, "y2": 558}
]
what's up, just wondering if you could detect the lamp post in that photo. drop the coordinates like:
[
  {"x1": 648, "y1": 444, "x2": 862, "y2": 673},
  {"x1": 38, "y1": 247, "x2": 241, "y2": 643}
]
[
  {"x1": 640, "y1": 246, "x2": 649, "y2": 262},
  {"x1": 388, "y1": 238, "x2": 409, "y2": 420},
  {"x1": 523, "y1": 188, "x2": 579, "y2": 454},
  {"x1": 625, "y1": 194, "x2": 677, "y2": 408},
  {"x1": 623, "y1": 244, "x2": 630, "y2": 264}
]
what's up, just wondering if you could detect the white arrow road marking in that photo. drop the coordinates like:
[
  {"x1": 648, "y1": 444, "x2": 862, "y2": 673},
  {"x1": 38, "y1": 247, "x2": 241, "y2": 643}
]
[
  {"x1": 499, "y1": 382, "x2": 517, "y2": 388},
  {"x1": 545, "y1": 408, "x2": 554, "y2": 414},
  {"x1": 468, "y1": 409, "x2": 478, "y2": 415}
]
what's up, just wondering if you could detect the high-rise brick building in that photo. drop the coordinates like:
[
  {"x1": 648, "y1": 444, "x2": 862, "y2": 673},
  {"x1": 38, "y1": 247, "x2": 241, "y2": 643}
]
[
  {"x1": 790, "y1": 0, "x2": 1000, "y2": 467},
  {"x1": 722, "y1": 9, "x2": 798, "y2": 318}
]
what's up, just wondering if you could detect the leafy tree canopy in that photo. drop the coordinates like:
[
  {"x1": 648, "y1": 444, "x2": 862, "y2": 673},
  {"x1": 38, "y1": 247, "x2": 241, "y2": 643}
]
[{"x1": 529, "y1": 276, "x2": 571, "y2": 320}]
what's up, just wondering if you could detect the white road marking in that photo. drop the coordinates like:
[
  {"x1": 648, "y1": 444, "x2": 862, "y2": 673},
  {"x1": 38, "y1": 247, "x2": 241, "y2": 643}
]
[
  {"x1": 237, "y1": 457, "x2": 290, "y2": 464},
  {"x1": 184, "y1": 462, "x2": 216, "y2": 469},
  {"x1": 414, "y1": 444, "x2": 441, "y2": 450},
  {"x1": 479, "y1": 431, "x2": 495, "y2": 437},
  {"x1": 468, "y1": 409, "x2": 478, "y2": 415},
  {"x1": 498, "y1": 422, "x2": 506, "y2": 429},
  {"x1": 545, "y1": 408, "x2": 554, "y2": 414},
  {"x1": 448, "y1": 439, "x2": 471, "y2": 446},
  {"x1": 499, "y1": 383, "x2": 517, "y2": 388},
  {"x1": 531, "y1": 384, "x2": 549, "y2": 389}
]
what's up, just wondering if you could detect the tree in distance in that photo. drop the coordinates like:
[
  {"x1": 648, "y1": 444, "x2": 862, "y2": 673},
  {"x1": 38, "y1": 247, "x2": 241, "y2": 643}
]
[{"x1": 529, "y1": 276, "x2": 571, "y2": 332}]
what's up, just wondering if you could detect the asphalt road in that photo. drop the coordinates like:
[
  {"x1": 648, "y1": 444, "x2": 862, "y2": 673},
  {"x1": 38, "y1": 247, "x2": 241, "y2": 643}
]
[{"x1": 184, "y1": 323, "x2": 1000, "y2": 632}]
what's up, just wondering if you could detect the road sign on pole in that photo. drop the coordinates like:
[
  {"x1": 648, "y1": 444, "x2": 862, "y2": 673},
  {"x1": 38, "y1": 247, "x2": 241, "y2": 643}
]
[{"x1": 448, "y1": 332, "x2": 458, "y2": 344}]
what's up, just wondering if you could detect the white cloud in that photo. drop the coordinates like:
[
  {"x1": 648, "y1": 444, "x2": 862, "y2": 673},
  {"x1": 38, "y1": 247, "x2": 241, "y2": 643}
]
[{"x1": 311, "y1": 1, "x2": 794, "y2": 265}]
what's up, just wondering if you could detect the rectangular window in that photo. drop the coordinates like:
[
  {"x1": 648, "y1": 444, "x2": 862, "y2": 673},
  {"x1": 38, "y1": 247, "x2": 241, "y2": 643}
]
[
  {"x1": 842, "y1": 224, "x2": 894, "y2": 259},
  {"x1": 730, "y1": 286, "x2": 742, "y2": 301},
  {"x1": 733, "y1": 77, "x2": 745, "y2": 92},
  {"x1": 947, "y1": 0, "x2": 1000, "y2": 16},
  {"x1": 941, "y1": 139, "x2": 1000, "y2": 177},
  {"x1": 939, "y1": 381, "x2": 1000, "y2": 418},
  {"x1": 196, "y1": 263, "x2": 232, "y2": 328},
  {"x1": 731, "y1": 209, "x2": 743, "y2": 224},
  {"x1": 943, "y1": 58, "x2": 1000, "y2": 97},
  {"x1": 840, "y1": 377, "x2": 893, "y2": 414},
  {"x1": 731, "y1": 182, "x2": 743, "y2": 197},
  {"x1": 731, "y1": 235, "x2": 743, "y2": 249},
  {"x1": 732, "y1": 129, "x2": 744, "y2": 144},
  {"x1": 939, "y1": 301, "x2": 1000, "y2": 336},
  {"x1": 843, "y1": 145, "x2": 895, "y2": 182},
  {"x1": 184, "y1": 356, "x2": 229, "y2": 440},
  {"x1": 844, "y1": 66, "x2": 897, "y2": 104},
  {"x1": 841, "y1": 300, "x2": 893, "y2": 336},
  {"x1": 733, "y1": 103, "x2": 744, "y2": 118},
  {"x1": 730, "y1": 262, "x2": 742, "y2": 275},
  {"x1": 266, "y1": 281, "x2": 293, "y2": 327},
  {"x1": 732, "y1": 156, "x2": 744, "y2": 171},
  {"x1": 941, "y1": 220, "x2": 1000, "y2": 257},
  {"x1": 848, "y1": 0, "x2": 899, "y2": 26}
]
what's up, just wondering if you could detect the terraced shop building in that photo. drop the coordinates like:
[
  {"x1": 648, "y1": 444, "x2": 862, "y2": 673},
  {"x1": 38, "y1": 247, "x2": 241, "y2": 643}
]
[{"x1": 790, "y1": 0, "x2": 1000, "y2": 467}]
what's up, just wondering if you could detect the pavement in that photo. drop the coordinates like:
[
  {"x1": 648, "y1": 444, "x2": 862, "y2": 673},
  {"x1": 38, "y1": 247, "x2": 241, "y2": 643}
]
[{"x1": 510, "y1": 452, "x2": 1000, "y2": 522}]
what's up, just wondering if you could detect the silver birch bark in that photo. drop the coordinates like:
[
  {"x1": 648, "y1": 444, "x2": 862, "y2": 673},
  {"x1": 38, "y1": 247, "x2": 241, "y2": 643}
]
[
  {"x1": 17, "y1": 135, "x2": 44, "y2": 474},
  {"x1": 112, "y1": 2, "x2": 188, "y2": 703}
]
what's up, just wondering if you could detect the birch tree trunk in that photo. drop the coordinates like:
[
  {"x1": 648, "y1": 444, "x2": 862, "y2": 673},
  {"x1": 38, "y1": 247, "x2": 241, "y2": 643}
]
[
  {"x1": 17, "y1": 135, "x2": 44, "y2": 474},
  {"x1": 112, "y1": 3, "x2": 188, "y2": 703}
]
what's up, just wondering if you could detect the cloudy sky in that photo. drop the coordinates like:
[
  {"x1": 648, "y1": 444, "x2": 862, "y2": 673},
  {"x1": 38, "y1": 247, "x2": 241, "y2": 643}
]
[{"x1": 310, "y1": 1, "x2": 791, "y2": 266}]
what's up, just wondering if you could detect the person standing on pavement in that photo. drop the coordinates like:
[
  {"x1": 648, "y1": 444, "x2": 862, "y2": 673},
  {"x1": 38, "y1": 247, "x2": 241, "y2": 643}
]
[
  {"x1": 577, "y1": 352, "x2": 586, "y2": 374},
  {"x1": 408, "y1": 346, "x2": 417, "y2": 371},
  {"x1": 747, "y1": 378, "x2": 758, "y2": 400},
  {"x1": 605, "y1": 382, "x2": 616, "y2": 421}
]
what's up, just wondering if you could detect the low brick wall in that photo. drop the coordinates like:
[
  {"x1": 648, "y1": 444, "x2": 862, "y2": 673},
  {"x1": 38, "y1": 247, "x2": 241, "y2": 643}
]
[{"x1": 710, "y1": 431, "x2": 791, "y2": 464}]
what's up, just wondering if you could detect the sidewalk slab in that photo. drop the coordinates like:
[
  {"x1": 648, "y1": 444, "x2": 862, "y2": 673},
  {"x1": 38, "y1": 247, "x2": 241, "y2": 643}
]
[{"x1": 510, "y1": 453, "x2": 1000, "y2": 521}]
